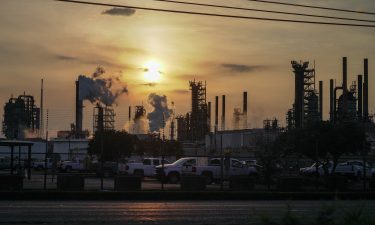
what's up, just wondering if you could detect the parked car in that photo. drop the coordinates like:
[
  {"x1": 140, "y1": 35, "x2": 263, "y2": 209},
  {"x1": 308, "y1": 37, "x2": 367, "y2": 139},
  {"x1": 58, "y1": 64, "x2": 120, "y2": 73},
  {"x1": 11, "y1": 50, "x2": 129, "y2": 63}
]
[
  {"x1": 33, "y1": 158, "x2": 53, "y2": 170},
  {"x1": 300, "y1": 161, "x2": 368, "y2": 179},
  {"x1": 119, "y1": 158, "x2": 170, "y2": 177},
  {"x1": 58, "y1": 158, "x2": 85, "y2": 172}
]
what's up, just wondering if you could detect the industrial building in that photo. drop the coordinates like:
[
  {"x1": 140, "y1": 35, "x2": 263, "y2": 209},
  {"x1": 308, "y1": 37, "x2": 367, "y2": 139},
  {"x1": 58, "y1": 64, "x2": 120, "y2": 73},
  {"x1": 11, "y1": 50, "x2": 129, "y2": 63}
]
[
  {"x1": 329, "y1": 58, "x2": 370, "y2": 123},
  {"x1": 203, "y1": 119, "x2": 280, "y2": 156},
  {"x1": 287, "y1": 57, "x2": 372, "y2": 128},
  {"x1": 189, "y1": 80, "x2": 210, "y2": 141},
  {"x1": 93, "y1": 103, "x2": 115, "y2": 132},
  {"x1": 287, "y1": 61, "x2": 321, "y2": 129},
  {"x1": 175, "y1": 80, "x2": 210, "y2": 142},
  {"x1": 2, "y1": 94, "x2": 40, "y2": 139}
]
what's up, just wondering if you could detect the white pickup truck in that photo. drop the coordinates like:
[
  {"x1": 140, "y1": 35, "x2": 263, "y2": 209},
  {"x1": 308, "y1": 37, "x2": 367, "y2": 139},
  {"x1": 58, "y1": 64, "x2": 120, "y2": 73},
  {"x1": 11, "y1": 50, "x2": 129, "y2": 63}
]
[
  {"x1": 155, "y1": 157, "x2": 258, "y2": 184},
  {"x1": 58, "y1": 159, "x2": 85, "y2": 172},
  {"x1": 189, "y1": 158, "x2": 258, "y2": 184},
  {"x1": 119, "y1": 158, "x2": 171, "y2": 177}
]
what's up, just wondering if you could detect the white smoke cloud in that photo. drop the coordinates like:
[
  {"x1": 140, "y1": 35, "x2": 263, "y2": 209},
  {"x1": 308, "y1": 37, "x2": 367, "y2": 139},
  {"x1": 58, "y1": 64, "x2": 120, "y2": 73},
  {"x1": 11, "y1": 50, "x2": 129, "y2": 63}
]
[{"x1": 124, "y1": 117, "x2": 150, "y2": 134}]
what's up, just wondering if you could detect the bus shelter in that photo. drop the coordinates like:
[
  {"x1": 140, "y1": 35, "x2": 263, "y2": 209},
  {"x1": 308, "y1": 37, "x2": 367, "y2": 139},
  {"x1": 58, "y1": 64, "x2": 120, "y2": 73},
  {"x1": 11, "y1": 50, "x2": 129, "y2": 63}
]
[{"x1": 0, "y1": 140, "x2": 34, "y2": 180}]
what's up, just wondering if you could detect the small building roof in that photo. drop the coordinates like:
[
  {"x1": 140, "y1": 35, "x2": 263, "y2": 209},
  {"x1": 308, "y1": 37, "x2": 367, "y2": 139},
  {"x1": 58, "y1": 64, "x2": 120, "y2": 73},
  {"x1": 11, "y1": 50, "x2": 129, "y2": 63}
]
[{"x1": 0, "y1": 140, "x2": 34, "y2": 147}]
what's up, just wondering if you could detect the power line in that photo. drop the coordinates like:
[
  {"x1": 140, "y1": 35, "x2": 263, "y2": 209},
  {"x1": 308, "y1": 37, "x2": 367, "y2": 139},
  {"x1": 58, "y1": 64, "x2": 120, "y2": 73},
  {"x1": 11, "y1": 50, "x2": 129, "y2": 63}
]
[
  {"x1": 245, "y1": 0, "x2": 375, "y2": 16},
  {"x1": 55, "y1": 0, "x2": 375, "y2": 27},
  {"x1": 147, "y1": 0, "x2": 375, "y2": 23}
]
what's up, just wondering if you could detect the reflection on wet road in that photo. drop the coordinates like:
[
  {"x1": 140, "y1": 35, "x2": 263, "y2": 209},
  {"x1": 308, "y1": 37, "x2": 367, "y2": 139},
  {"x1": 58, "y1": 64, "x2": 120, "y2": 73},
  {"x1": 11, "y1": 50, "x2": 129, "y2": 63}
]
[{"x1": 1, "y1": 200, "x2": 374, "y2": 224}]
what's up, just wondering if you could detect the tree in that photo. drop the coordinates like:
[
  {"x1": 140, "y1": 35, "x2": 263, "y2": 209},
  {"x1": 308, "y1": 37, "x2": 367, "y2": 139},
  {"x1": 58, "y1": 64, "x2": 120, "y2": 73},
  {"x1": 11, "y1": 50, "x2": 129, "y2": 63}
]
[
  {"x1": 276, "y1": 121, "x2": 369, "y2": 176},
  {"x1": 88, "y1": 130, "x2": 137, "y2": 161},
  {"x1": 136, "y1": 133, "x2": 183, "y2": 157}
]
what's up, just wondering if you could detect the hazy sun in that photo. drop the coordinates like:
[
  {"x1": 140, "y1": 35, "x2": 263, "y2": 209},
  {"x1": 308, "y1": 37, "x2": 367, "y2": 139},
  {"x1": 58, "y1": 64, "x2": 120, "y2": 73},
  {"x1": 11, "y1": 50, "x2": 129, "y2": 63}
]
[{"x1": 143, "y1": 60, "x2": 162, "y2": 83}]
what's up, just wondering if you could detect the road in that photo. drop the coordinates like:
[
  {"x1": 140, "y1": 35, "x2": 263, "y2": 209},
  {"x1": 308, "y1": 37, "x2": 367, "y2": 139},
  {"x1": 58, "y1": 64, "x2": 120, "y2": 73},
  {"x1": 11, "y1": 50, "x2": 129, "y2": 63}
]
[{"x1": 1, "y1": 200, "x2": 375, "y2": 225}]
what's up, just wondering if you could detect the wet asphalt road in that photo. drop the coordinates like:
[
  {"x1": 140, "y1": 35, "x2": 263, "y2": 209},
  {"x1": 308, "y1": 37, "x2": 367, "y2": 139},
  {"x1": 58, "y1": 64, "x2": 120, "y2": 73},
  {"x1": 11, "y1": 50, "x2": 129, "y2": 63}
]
[{"x1": 1, "y1": 200, "x2": 375, "y2": 225}]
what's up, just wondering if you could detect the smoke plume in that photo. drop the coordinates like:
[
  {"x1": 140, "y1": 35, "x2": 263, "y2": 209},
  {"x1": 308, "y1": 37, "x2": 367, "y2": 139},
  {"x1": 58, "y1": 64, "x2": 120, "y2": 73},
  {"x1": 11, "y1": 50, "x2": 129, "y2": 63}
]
[
  {"x1": 124, "y1": 106, "x2": 150, "y2": 134},
  {"x1": 78, "y1": 66, "x2": 128, "y2": 106},
  {"x1": 147, "y1": 93, "x2": 173, "y2": 132}
]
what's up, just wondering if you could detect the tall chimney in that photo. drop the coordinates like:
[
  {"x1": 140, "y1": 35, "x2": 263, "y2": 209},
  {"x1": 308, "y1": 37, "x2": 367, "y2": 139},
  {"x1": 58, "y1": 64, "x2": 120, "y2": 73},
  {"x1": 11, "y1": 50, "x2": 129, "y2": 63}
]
[
  {"x1": 319, "y1": 81, "x2": 323, "y2": 121},
  {"x1": 358, "y1": 75, "x2": 363, "y2": 120},
  {"x1": 75, "y1": 80, "x2": 83, "y2": 138},
  {"x1": 343, "y1": 57, "x2": 348, "y2": 94},
  {"x1": 364, "y1": 58, "x2": 369, "y2": 120},
  {"x1": 222, "y1": 95, "x2": 226, "y2": 130},
  {"x1": 207, "y1": 101, "x2": 211, "y2": 132},
  {"x1": 129, "y1": 106, "x2": 131, "y2": 121},
  {"x1": 341, "y1": 57, "x2": 348, "y2": 121},
  {"x1": 215, "y1": 96, "x2": 218, "y2": 130},
  {"x1": 329, "y1": 79, "x2": 334, "y2": 122},
  {"x1": 40, "y1": 79, "x2": 44, "y2": 138},
  {"x1": 243, "y1": 91, "x2": 247, "y2": 129}
]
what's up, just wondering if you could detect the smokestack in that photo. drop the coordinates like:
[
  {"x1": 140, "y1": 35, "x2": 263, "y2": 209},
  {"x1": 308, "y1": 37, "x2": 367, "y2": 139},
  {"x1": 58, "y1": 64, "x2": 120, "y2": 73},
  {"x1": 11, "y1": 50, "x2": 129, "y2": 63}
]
[
  {"x1": 364, "y1": 58, "x2": 369, "y2": 120},
  {"x1": 75, "y1": 80, "x2": 83, "y2": 138},
  {"x1": 358, "y1": 75, "x2": 363, "y2": 120},
  {"x1": 222, "y1": 95, "x2": 226, "y2": 130},
  {"x1": 329, "y1": 79, "x2": 334, "y2": 122},
  {"x1": 40, "y1": 79, "x2": 44, "y2": 138},
  {"x1": 319, "y1": 81, "x2": 323, "y2": 121},
  {"x1": 215, "y1": 96, "x2": 218, "y2": 130},
  {"x1": 207, "y1": 101, "x2": 211, "y2": 132},
  {"x1": 243, "y1": 91, "x2": 247, "y2": 129},
  {"x1": 128, "y1": 106, "x2": 131, "y2": 121},
  {"x1": 341, "y1": 57, "x2": 348, "y2": 121},
  {"x1": 343, "y1": 57, "x2": 348, "y2": 94}
]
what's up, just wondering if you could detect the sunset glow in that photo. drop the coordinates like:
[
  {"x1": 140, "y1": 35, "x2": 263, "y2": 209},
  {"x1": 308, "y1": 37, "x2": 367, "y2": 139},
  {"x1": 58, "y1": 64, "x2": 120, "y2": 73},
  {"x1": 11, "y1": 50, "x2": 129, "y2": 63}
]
[{"x1": 143, "y1": 60, "x2": 162, "y2": 83}]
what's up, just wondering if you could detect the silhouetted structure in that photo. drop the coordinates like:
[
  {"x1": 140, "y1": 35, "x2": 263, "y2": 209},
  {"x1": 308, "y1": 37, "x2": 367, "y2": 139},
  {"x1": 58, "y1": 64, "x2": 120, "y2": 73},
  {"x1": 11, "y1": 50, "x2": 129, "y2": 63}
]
[
  {"x1": 75, "y1": 80, "x2": 84, "y2": 138},
  {"x1": 288, "y1": 61, "x2": 320, "y2": 128},
  {"x1": 243, "y1": 91, "x2": 248, "y2": 129},
  {"x1": 330, "y1": 57, "x2": 367, "y2": 123},
  {"x1": 134, "y1": 105, "x2": 146, "y2": 120},
  {"x1": 233, "y1": 108, "x2": 242, "y2": 130},
  {"x1": 189, "y1": 80, "x2": 209, "y2": 141},
  {"x1": 221, "y1": 95, "x2": 226, "y2": 130},
  {"x1": 263, "y1": 118, "x2": 280, "y2": 131},
  {"x1": 363, "y1": 58, "x2": 369, "y2": 121},
  {"x1": 93, "y1": 103, "x2": 115, "y2": 132},
  {"x1": 3, "y1": 94, "x2": 40, "y2": 139},
  {"x1": 176, "y1": 113, "x2": 190, "y2": 141}
]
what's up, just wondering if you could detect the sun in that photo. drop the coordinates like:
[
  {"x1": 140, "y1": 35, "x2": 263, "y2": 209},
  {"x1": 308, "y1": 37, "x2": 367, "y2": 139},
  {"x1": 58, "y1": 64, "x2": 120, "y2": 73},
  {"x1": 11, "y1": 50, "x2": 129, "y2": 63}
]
[{"x1": 143, "y1": 60, "x2": 162, "y2": 83}]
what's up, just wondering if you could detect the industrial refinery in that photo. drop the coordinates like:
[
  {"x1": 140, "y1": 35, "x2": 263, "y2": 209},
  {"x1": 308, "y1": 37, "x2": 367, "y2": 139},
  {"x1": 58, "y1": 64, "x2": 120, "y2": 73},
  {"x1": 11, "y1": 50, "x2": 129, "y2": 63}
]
[{"x1": 1, "y1": 58, "x2": 374, "y2": 157}]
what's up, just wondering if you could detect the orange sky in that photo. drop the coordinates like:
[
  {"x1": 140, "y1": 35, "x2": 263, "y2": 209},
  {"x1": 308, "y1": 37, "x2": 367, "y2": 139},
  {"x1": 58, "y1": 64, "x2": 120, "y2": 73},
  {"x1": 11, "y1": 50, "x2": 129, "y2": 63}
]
[{"x1": 0, "y1": 0, "x2": 374, "y2": 137}]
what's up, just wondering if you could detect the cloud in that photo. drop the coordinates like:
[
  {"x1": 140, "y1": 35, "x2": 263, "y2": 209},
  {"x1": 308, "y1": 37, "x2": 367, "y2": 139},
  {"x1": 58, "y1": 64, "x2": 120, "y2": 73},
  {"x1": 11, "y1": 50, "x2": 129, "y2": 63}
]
[
  {"x1": 102, "y1": 7, "x2": 136, "y2": 16},
  {"x1": 55, "y1": 54, "x2": 77, "y2": 61},
  {"x1": 221, "y1": 63, "x2": 265, "y2": 73},
  {"x1": 53, "y1": 53, "x2": 128, "y2": 69},
  {"x1": 171, "y1": 89, "x2": 189, "y2": 94},
  {"x1": 141, "y1": 82, "x2": 157, "y2": 87}
]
